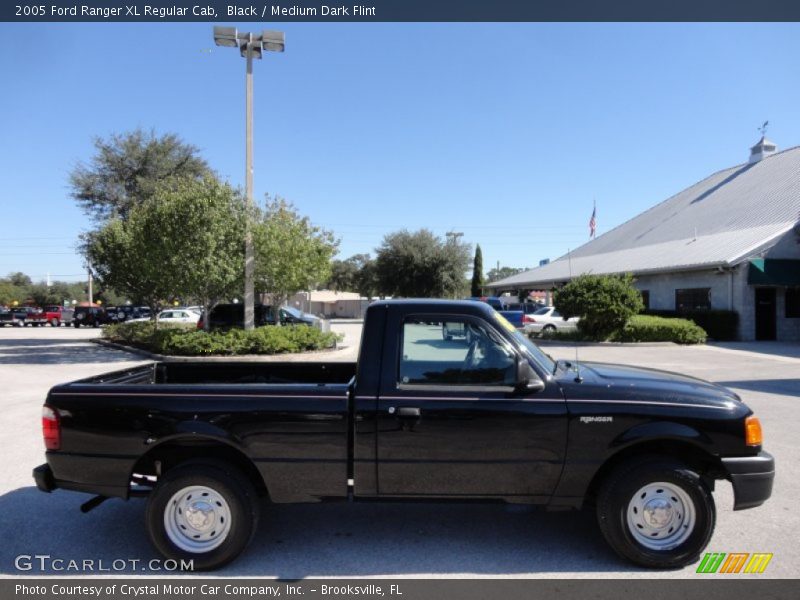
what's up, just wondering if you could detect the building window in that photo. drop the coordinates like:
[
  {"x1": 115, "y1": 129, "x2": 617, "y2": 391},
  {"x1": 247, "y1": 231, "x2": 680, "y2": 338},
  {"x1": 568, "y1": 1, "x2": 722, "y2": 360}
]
[
  {"x1": 787, "y1": 288, "x2": 800, "y2": 318},
  {"x1": 640, "y1": 290, "x2": 650, "y2": 310},
  {"x1": 675, "y1": 288, "x2": 711, "y2": 311}
]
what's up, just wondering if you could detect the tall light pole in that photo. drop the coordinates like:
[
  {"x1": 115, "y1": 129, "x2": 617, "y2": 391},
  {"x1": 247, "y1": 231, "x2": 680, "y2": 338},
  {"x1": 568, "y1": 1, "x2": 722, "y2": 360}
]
[{"x1": 213, "y1": 27, "x2": 285, "y2": 329}]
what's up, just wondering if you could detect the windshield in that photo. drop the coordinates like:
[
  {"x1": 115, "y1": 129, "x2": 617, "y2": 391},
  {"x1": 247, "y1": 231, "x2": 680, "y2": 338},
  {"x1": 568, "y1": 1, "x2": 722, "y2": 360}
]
[
  {"x1": 281, "y1": 306, "x2": 304, "y2": 318},
  {"x1": 512, "y1": 330, "x2": 556, "y2": 374}
]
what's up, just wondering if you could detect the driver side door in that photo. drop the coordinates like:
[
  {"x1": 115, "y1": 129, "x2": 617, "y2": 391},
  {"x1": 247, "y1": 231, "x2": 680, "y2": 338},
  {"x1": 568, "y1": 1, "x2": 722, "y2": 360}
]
[{"x1": 376, "y1": 312, "x2": 567, "y2": 500}]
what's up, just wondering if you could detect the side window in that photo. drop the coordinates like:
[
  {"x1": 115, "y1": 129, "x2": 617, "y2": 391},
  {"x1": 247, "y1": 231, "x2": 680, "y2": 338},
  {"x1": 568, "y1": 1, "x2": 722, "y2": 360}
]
[{"x1": 399, "y1": 317, "x2": 516, "y2": 387}]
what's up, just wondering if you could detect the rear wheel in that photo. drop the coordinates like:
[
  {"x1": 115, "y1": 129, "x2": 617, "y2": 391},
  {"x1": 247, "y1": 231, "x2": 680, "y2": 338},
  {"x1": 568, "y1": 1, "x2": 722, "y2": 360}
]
[
  {"x1": 50, "y1": 319, "x2": 60, "y2": 327},
  {"x1": 541, "y1": 324, "x2": 556, "y2": 337},
  {"x1": 146, "y1": 461, "x2": 260, "y2": 571},
  {"x1": 596, "y1": 457, "x2": 715, "y2": 568}
]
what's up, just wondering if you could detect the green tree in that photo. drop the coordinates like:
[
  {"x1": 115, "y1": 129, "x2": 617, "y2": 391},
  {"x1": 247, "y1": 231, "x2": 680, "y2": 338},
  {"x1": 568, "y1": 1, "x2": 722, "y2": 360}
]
[
  {"x1": 70, "y1": 129, "x2": 210, "y2": 222},
  {"x1": 374, "y1": 229, "x2": 471, "y2": 298},
  {"x1": 0, "y1": 281, "x2": 27, "y2": 306},
  {"x1": 554, "y1": 274, "x2": 644, "y2": 340},
  {"x1": 6, "y1": 272, "x2": 32, "y2": 287},
  {"x1": 253, "y1": 196, "x2": 338, "y2": 323},
  {"x1": 470, "y1": 244, "x2": 485, "y2": 297},
  {"x1": 326, "y1": 254, "x2": 378, "y2": 298},
  {"x1": 85, "y1": 176, "x2": 245, "y2": 325},
  {"x1": 486, "y1": 266, "x2": 525, "y2": 283},
  {"x1": 327, "y1": 258, "x2": 360, "y2": 292}
]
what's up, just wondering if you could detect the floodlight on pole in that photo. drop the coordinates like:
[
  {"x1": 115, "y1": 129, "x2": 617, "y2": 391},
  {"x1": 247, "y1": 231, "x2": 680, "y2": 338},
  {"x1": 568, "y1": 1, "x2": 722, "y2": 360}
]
[{"x1": 213, "y1": 26, "x2": 285, "y2": 330}]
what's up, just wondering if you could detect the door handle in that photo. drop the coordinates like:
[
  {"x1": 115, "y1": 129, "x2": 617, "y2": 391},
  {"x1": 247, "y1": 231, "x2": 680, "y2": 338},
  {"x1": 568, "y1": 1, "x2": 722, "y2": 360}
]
[{"x1": 394, "y1": 407, "x2": 421, "y2": 418}]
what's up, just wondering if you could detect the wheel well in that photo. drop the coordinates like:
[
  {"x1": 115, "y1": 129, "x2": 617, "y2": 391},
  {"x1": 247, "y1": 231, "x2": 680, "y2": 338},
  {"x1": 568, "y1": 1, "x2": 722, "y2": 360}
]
[
  {"x1": 583, "y1": 439, "x2": 723, "y2": 507},
  {"x1": 130, "y1": 440, "x2": 269, "y2": 498}
]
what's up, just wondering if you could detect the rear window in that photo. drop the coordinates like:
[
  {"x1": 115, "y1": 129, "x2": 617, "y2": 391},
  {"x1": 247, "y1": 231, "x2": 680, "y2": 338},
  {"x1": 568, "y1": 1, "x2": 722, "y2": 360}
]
[{"x1": 534, "y1": 307, "x2": 551, "y2": 315}]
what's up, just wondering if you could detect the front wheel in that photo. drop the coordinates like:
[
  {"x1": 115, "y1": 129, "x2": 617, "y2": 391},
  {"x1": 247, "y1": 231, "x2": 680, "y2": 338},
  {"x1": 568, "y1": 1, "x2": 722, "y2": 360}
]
[
  {"x1": 596, "y1": 457, "x2": 715, "y2": 568},
  {"x1": 145, "y1": 462, "x2": 260, "y2": 571}
]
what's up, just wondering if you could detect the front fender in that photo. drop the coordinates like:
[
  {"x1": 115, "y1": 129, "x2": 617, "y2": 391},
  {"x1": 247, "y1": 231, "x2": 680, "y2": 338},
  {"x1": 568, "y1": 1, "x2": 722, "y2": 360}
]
[{"x1": 612, "y1": 421, "x2": 713, "y2": 449}]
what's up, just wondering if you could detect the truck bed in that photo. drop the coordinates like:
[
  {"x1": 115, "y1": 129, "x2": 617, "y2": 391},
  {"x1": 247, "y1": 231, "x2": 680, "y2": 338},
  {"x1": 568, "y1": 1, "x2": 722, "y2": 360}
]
[
  {"x1": 71, "y1": 361, "x2": 357, "y2": 386},
  {"x1": 46, "y1": 361, "x2": 357, "y2": 502}
]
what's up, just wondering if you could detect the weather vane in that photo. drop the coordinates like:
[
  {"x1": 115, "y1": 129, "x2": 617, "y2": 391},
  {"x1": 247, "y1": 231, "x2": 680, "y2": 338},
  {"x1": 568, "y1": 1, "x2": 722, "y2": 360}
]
[{"x1": 758, "y1": 120, "x2": 769, "y2": 137}]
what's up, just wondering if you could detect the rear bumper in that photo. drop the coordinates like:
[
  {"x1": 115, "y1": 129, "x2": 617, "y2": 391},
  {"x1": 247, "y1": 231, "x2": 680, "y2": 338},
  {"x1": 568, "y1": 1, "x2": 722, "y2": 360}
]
[
  {"x1": 33, "y1": 461, "x2": 129, "y2": 498},
  {"x1": 33, "y1": 463, "x2": 56, "y2": 493},
  {"x1": 721, "y1": 451, "x2": 775, "y2": 510}
]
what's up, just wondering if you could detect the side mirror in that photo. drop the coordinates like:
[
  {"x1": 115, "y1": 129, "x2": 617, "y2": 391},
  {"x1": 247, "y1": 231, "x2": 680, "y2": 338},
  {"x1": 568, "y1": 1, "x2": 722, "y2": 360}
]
[{"x1": 516, "y1": 359, "x2": 545, "y2": 393}]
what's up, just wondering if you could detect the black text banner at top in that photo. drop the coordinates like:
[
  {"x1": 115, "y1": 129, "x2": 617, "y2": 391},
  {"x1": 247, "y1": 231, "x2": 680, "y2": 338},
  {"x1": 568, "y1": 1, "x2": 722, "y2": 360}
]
[{"x1": 5, "y1": 0, "x2": 800, "y2": 22}]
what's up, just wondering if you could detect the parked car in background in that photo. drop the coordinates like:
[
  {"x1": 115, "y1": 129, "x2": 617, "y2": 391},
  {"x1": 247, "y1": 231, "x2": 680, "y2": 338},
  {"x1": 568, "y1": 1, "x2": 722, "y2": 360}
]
[
  {"x1": 504, "y1": 302, "x2": 545, "y2": 314},
  {"x1": 198, "y1": 303, "x2": 320, "y2": 329},
  {"x1": 523, "y1": 306, "x2": 580, "y2": 337},
  {"x1": 19, "y1": 307, "x2": 48, "y2": 327},
  {"x1": 42, "y1": 306, "x2": 74, "y2": 327},
  {"x1": 107, "y1": 306, "x2": 152, "y2": 323},
  {"x1": 72, "y1": 305, "x2": 111, "y2": 328},
  {"x1": 128, "y1": 309, "x2": 200, "y2": 325},
  {"x1": 0, "y1": 307, "x2": 25, "y2": 327},
  {"x1": 468, "y1": 296, "x2": 527, "y2": 329}
]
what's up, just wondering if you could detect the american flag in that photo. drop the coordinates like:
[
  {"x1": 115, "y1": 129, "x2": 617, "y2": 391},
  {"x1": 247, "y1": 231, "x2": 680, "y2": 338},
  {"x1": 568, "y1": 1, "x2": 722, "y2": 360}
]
[{"x1": 589, "y1": 203, "x2": 597, "y2": 238}]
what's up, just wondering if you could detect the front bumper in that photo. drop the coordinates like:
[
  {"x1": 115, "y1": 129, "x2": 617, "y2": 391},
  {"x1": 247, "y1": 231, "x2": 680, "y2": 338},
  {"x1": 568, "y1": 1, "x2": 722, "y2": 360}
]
[{"x1": 721, "y1": 451, "x2": 775, "y2": 510}]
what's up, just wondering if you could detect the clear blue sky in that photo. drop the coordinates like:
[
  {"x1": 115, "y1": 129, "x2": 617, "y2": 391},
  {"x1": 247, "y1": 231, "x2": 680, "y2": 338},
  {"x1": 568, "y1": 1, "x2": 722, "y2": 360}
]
[{"x1": 1, "y1": 22, "x2": 799, "y2": 282}]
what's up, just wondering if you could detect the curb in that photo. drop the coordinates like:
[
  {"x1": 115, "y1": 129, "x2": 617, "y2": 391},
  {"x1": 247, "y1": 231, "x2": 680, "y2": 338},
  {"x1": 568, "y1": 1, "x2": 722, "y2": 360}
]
[{"x1": 534, "y1": 340, "x2": 678, "y2": 347}]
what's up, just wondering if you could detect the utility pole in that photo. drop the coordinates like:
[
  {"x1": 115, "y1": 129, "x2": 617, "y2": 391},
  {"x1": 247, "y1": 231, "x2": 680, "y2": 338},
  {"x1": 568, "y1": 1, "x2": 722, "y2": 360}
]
[
  {"x1": 445, "y1": 231, "x2": 464, "y2": 244},
  {"x1": 213, "y1": 27, "x2": 285, "y2": 330},
  {"x1": 87, "y1": 269, "x2": 93, "y2": 305}
]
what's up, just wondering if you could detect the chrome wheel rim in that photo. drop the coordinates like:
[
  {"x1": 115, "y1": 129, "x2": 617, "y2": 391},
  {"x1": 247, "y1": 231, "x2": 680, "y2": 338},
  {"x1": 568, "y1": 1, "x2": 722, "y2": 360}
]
[
  {"x1": 164, "y1": 485, "x2": 231, "y2": 553},
  {"x1": 626, "y1": 481, "x2": 696, "y2": 550}
]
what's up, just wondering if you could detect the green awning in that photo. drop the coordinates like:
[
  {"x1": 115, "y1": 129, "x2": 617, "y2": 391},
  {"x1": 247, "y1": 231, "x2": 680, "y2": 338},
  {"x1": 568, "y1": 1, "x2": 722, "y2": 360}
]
[{"x1": 747, "y1": 259, "x2": 800, "y2": 286}]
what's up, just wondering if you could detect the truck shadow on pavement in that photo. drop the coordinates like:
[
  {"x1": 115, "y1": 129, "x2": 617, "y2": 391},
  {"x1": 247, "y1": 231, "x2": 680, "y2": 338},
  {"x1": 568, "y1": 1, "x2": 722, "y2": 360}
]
[
  {"x1": 0, "y1": 486, "x2": 641, "y2": 577},
  {"x1": 0, "y1": 339, "x2": 140, "y2": 365}
]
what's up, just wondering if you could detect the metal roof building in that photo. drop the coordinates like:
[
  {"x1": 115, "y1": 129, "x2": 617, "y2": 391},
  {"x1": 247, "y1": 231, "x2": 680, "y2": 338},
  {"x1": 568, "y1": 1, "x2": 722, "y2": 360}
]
[{"x1": 487, "y1": 137, "x2": 800, "y2": 341}]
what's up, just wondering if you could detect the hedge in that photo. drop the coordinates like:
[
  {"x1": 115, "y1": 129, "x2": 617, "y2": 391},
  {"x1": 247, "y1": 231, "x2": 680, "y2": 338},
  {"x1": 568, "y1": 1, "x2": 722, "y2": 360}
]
[
  {"x1": 644, "y1": 309, "x2": 738, "y2": 341},
  {"x1": 613, "y1": 315, "x2": 707, "y2": 344},
  {"x1": 103, "y1": 321, "x2": 340, "y2": 356}
]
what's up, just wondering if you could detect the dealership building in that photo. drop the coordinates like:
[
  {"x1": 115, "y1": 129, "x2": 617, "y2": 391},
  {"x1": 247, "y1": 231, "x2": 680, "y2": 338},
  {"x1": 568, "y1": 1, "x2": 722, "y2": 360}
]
[{"x1": 487, "y1": 137, "x2": 800, "y2": 341}]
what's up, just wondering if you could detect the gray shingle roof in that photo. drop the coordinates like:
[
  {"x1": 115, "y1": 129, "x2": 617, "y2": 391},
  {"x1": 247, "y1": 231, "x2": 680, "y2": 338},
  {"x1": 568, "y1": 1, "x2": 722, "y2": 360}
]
[{"x1": 488, "y1": 145, "x2": 800, "y2": 290}]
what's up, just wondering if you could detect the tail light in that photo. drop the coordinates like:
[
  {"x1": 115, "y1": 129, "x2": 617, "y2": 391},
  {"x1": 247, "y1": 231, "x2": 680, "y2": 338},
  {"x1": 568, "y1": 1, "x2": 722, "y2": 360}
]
[
  {"x1": 522, "y1": 315, "x2": 536, "y2": 324},
  {"x1": 745, "y1": 416, "x2": 762, "y2": 447},
  {"x1": 42, "y1": 405, "x2": 61, "y2": 450}
]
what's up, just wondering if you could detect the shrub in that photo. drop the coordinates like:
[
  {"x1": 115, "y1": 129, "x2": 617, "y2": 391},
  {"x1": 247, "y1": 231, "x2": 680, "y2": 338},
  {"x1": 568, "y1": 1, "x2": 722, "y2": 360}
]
[
  {"x1": 104, "y1": 321, "x2": 339, "y2": 356},
  {"x1": 613, "y1": 315, "x2": 707, "y2": 344},
  {"x1": 644, "y1": 309, "x2": 738, "y2": 341},
  {"x1": 554, "y1": 274, "x2": 644, "y2": 341}
]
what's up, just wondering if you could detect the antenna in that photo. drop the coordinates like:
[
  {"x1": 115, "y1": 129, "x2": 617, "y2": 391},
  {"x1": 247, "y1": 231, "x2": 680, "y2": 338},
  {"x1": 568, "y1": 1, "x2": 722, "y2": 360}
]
[{"x1": 566, "y1": 248, "x2": 583, "y2": 383}]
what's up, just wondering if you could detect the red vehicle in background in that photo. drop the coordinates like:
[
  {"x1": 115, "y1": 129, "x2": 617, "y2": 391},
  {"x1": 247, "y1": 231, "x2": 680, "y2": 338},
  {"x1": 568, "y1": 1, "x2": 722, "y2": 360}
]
[
  {"x1": 42, "y1": 305, "x2": 74, "y2": 327},
  {"x1": 19, "y1": 306, "x2": 48, "y2": 327}
]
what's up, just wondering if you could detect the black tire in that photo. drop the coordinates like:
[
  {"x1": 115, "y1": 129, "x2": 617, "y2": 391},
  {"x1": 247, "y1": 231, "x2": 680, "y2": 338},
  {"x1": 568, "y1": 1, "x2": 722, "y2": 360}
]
[
  {"x1": 73, "y1": 322, "x2": 80, "y2": 328},
  {"x1": 596, "y1": 457, "x2": 715, "y2": 569},
  {"x1": 145, "y1": 461, "x2": 260, "y2": 571}
]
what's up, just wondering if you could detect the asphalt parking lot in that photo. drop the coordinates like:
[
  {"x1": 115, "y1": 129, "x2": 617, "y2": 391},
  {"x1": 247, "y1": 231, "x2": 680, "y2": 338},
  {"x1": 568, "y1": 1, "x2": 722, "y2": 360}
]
[{"x1": 0, "y1": 325, "x2": 796, "y2": 578}]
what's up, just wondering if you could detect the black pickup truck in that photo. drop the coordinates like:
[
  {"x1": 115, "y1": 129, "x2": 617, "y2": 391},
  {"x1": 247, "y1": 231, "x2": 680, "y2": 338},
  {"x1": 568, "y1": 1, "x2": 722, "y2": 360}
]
[{"x1": 34, "y1": 300, "x2": 774, "y2": 570}]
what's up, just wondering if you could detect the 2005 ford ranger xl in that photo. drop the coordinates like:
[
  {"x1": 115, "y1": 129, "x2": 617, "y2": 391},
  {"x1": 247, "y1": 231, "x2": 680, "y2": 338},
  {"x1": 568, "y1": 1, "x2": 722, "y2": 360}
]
[{"x1": 34, "y1": 300, "x2": 775, "y2": 570}]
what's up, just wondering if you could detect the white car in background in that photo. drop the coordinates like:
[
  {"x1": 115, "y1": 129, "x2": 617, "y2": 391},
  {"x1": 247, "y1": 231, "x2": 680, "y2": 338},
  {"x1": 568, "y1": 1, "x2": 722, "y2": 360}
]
[
  {"x1": 128, "y1": 309, "x2": 201, "y2": 325},
  {"x1": 523, "y1": 306, "x2": 579, "y2": 337}
]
